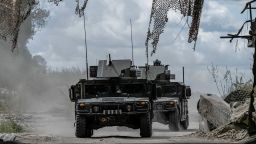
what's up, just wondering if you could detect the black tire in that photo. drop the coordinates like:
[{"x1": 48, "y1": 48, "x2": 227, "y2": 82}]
[
  {"x1": 75, "y1": 115, "x2": 93, "y2": 138},
  {"x1": 168, "y1": 110, "x2": 181, "y2": 131},
  {"x1": 140, "y1": 113, "x2": 152, "y2": 137},
  {"x1": 181, "y1": 115, "x2": 189, "y2": 130},
  {"x1": 86, "y1": 129, "x2": 93, "y2": 137}
]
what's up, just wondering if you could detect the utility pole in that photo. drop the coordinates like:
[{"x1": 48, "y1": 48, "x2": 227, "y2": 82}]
[{"x1": 221, "y1": 0, "x2": 256, "y2": 135}]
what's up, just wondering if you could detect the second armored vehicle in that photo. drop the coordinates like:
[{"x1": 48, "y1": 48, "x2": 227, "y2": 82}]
[
  {"x1": 148, "y1": 60, "x2": 191, "y2": 131},
  {"x1": 153, "y1": 81, "x2": 191, "y2": 131}
]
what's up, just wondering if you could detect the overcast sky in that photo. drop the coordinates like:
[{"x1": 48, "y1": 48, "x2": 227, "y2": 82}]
[{"x1": 27, "y1": 0, "x2": 254, "y2": 94}]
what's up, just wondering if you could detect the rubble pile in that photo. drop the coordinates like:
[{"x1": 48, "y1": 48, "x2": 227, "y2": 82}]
[
  {"x1": 192, "y1": 124, "x2": 248, "y2": 141},
  {"x1": 206, "y1": 124, "x2": 248, "y2": 141},
  {"x1": 196, "y1": 87, "x2": 256, "y2": 141}
]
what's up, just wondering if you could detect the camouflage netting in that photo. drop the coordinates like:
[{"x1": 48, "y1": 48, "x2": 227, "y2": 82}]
[
  {"x1": 48, "y1": 0, "x2": 62, "y2": 6},
  {"x1": 146, "y1": 0, "x2": 204, "y2": 55},
  {"x1": 224, "y1": 89, "x2": 252, "y2": 104}
]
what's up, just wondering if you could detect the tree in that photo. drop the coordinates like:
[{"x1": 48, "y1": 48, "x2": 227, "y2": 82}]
[
  {"x1": 0, "y1": 0, "x2": 49, "y2": 51},
  {"x1": 0, "y1": 0, "x2": 35, "y2": 51},
  {"x1": 0, "y1": 0, "x2": 89, "y2": 51}
]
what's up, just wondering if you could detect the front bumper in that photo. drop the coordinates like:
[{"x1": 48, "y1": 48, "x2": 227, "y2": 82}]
[
  {"x1": 76, "y1": 102, "x2": 150, "y2": 116},
  {"x1": 77, "y1": 110, "x2": 149, "y2": 115},
  {"x1": 153, "y1": 108, "x2": 176, "y2": 112}
]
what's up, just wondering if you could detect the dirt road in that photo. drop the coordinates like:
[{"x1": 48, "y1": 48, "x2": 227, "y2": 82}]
[
  {"x1": 13, "y1": 112, "x2": 232, "y2": 144},
  {"x1": 16, "y1": 126, "x2": 231, "y2": 144}
]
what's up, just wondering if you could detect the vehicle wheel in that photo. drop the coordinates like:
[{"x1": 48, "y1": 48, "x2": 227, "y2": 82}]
[
  {"x1": 168, "y1": 110, "x2": 181, "y2": 131},
  {"x1": 181, "y1": 115, "x2": 189, "y2": 130},
  {"x1": 75, "y1": 115, "x2": 92, "y2": 138},
  {"x1": 86, "y1": 129, "x2": 93, "y2": 137},
  {"x1": 140, "y1": 113, "x2": 152, "y2": 137}
]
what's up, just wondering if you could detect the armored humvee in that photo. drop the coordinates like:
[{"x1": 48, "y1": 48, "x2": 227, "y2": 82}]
[
  {"x1": 147, "y1": 60, "x2": 191, "y2": 131},
  {"x1": 69, "y1": 59, "x2": 156, "y2": 138}
]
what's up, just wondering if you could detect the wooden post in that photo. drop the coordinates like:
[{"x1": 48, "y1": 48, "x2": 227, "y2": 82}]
[{"x1": 248, "y1": 18, "x2": 256, "y2": 135}]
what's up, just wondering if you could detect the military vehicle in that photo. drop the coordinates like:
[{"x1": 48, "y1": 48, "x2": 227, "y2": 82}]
[
  {"x1": 147, "y1": 60, "x2": 191, "y2": 131},
  {"x1": 69, "y1": 58, "x2": 156, "y2": 138}
]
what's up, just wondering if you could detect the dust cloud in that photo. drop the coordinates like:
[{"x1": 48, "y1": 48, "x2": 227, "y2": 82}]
[{"x1": 0, "y1": 15, "x2": 82, "y2": 136}]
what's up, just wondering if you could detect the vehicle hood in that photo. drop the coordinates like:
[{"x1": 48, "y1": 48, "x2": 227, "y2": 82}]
[{"x1": 78, "y1": 97, "x2": 149, "y2": 103}]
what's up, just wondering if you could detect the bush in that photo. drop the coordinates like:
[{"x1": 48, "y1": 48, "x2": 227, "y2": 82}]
[
  {"x1": 0, "y1": 104, "x2": 5, "y2": 112},
  {"x1": 0, "y1": 119, "x2": 24, "y2": 133}
]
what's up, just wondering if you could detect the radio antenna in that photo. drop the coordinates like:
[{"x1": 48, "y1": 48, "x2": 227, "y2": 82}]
[
  {"x1": 130, "y1": 19, "x2": 134, "y2": 66},
  {"x1": 83, "y1": 14, "x2": 89, "y2": 80}
]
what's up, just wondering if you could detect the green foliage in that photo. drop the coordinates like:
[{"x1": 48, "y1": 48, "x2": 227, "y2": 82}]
[
  {"x1": 0, "y1": 100, "x2": 7, "y2": 112},
  {"x1": 0, "y1": 119, "x2": 24, "y2": 133},
  {"x1": 0, "y1": 104, "x2": 5, "y2": 112}
]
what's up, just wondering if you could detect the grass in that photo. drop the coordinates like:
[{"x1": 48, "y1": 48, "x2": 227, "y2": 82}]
[
  {"x1": 0, "y1": 101, "x2": 6, "y2": 112},
  {"x1": 0, "y1": 119, "x2": 24, "y2": 133},
  {"x1": 0, "y1": 100, "x2": 25, "y2": 133}
]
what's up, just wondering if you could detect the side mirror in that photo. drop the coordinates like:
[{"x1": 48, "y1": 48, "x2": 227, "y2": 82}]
[
  {"x1": 69, "y1": 85, "x2": 76, "y2": 102},
  {"x1": 156, "y1": 86, "x2": 162, "y2": 98},
  {"x1": 90, "y1": 66, "x2": 98, "y2": 78},
  {"x1": 186, "y1": 86, "x2": 191, "y2": 97}
]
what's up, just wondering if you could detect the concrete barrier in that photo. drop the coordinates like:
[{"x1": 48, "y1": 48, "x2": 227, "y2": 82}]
[{"x1": 198, "y1": 94, "x2": 231, "y2": 128}]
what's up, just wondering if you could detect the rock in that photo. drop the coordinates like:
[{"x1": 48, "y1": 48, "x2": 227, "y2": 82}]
[
  {"x1": 0, "y1": 133, "x2": 16, "y2": 142},
  {"x1": 198, "y1": 94, "x2": 231, "y2": 128}
]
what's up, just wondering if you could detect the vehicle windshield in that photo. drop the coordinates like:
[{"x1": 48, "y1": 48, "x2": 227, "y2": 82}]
[
  {"x1": 162, "y1": 85, "x2": 178, "y2": 97},
  {"x1": 84, "y1": 83, "x2": 145, "y2": 98}
]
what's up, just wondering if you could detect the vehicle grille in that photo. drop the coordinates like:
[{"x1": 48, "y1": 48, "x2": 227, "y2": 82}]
[
  {"x1": 100, "y1": 104, "x2": 132, "y2": 114},
  {"x1": 154, "y1": 104, "x2": 163, "y2": 110},
  {"x1": 103, "y1": 109, "x2": 122, "y2": 115}
]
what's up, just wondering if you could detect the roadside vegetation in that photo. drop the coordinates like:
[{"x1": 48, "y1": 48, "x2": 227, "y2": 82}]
[
  {"x1": 207, "y1": 64, "x2": 253, "y2": 98},
  {"x1": 0, "y1": 95, "x2": 24, "y2": 133},
  {"x1": 0, "y1": 119, "x2": 24, "y2": 133},
  {"x1": 0, "y1": 103, "x2": 5, "y2": 112}
]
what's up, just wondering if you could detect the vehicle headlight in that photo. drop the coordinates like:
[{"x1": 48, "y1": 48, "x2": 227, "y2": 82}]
[
  {"x1": 136, "y1": 101, "x2": 147, "y2": 107},
  {"x1": 78, "y1": 103, "x2": 90, "y2": 109},
  {"x1": 166, "y1": 101, "x2": 176, "y2": 108},
  {"x1": 92, "y1": 106, "x2": 99, "y2": 113},
  {"x1": 127, "y1": 105, "x2": 132, "y2": 112}
]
